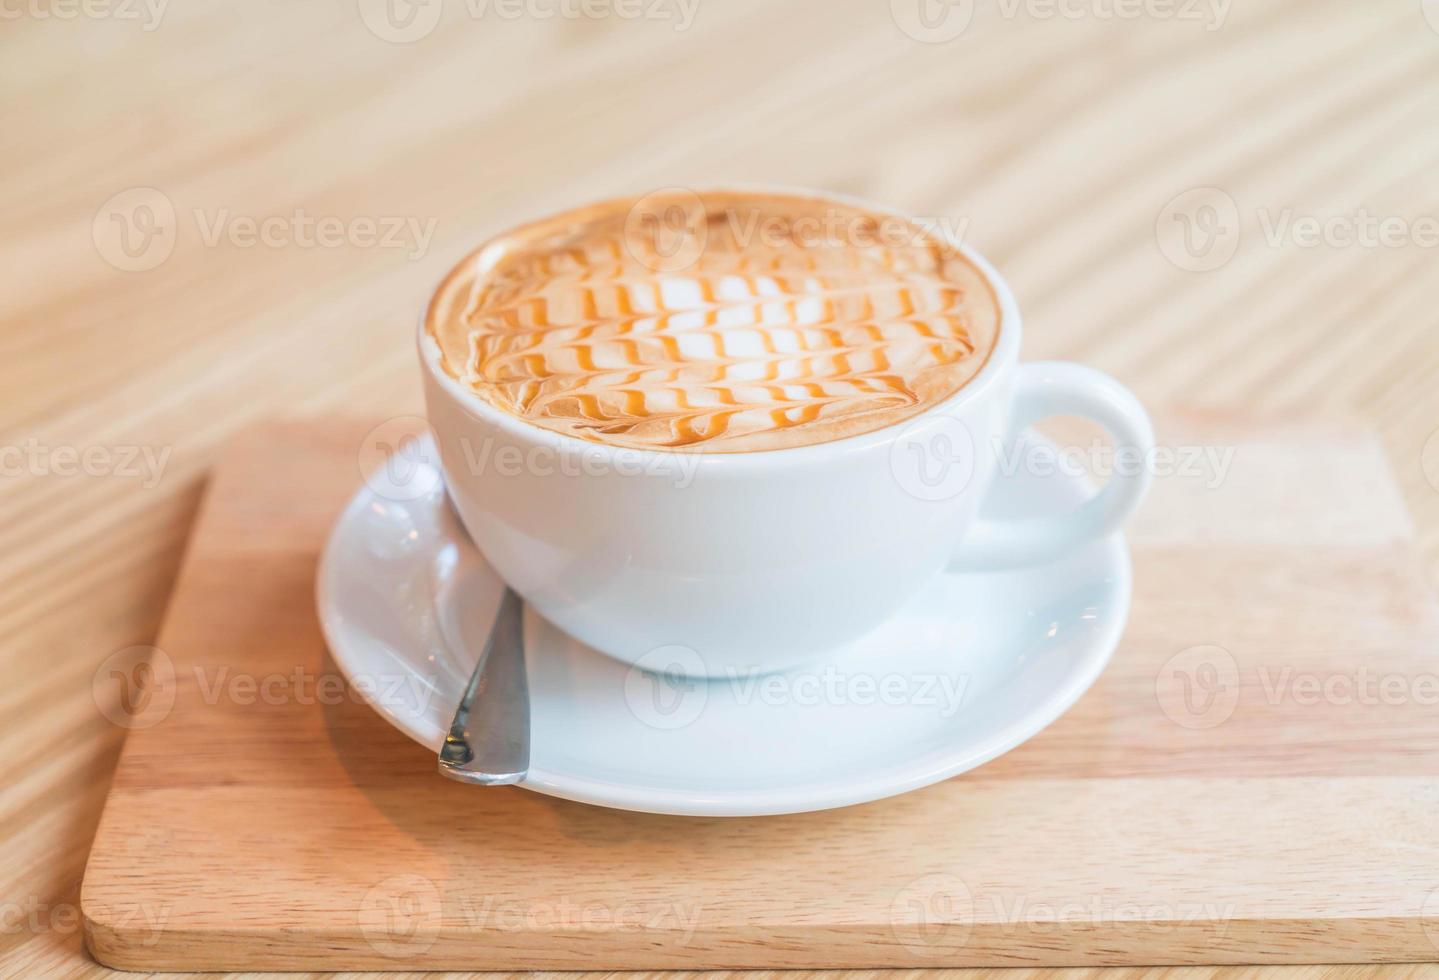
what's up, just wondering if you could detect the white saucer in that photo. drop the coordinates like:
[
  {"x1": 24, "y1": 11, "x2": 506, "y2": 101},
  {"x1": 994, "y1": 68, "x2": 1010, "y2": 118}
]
[{"x1": 317, "y1": 433, "x2": 1131, "y2": 817}]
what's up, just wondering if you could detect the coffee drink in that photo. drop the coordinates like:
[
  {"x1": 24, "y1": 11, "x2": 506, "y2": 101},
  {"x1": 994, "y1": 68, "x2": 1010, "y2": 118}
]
[
  {"x1": 426, "y1": 190, "x2": 1001, "y2": 453},
  {"x1": 420, "y1": 188, "x2": 1153, "y2": 675}
]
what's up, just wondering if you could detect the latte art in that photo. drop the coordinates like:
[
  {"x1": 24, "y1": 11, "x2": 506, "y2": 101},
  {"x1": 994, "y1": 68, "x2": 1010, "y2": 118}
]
[{"x1": 426, "y1": 191, "x2": 1001, "y2": 452}]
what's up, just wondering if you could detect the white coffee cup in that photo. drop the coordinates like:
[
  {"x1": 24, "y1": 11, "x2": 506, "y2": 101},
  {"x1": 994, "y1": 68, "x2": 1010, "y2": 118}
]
[{"x1": 419, "y1": 194, "x2": 1153, "y2": 678}]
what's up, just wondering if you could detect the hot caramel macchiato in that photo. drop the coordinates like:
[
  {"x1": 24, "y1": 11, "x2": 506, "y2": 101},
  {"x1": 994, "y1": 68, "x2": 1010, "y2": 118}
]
[{"x1": 425, "y1": 190, "x2": 1001, "y2": 453}]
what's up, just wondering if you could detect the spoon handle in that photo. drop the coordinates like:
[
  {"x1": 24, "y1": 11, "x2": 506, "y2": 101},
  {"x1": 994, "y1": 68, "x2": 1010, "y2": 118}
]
[{"x1": 438, "y1": 586, "x2": 529, "y2": 784}]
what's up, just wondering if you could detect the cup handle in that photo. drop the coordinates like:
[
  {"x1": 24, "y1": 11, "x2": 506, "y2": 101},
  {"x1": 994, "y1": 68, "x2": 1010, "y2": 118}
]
[{"x1": 948, "y1": 361, "x2": 1154, "y2": 571}]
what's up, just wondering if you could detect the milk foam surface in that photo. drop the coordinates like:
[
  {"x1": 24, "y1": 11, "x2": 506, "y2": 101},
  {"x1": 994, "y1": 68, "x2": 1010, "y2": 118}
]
[{"x1": 426, "y1": 190, "x2": 1001, "y2": 452}]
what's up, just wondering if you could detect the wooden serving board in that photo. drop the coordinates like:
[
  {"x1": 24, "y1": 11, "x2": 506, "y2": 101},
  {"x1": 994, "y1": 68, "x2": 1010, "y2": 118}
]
[{"x1": 81, "y1": 414, "x2": 1439, "y2": 971}]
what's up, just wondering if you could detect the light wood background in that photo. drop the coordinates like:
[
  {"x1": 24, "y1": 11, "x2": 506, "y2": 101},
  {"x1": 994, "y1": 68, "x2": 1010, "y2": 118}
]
[{"x1": 3, "y1": 0, "x2": 1438, "y2": 976}]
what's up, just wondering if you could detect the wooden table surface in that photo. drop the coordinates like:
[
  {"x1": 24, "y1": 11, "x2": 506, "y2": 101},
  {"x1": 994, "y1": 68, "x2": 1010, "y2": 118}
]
[{"x1": 3, "y1": 0, "x2": 1438, "y2": 976}]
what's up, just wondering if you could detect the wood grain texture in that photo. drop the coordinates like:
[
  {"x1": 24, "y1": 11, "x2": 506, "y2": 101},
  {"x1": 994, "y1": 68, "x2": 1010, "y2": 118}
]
[
  {"x1": 76, "y1": 415, "x2": 1439, "y2": 971},
  {"x1": 4, "y1": 0, "x2": 1439, "y2": 975}
]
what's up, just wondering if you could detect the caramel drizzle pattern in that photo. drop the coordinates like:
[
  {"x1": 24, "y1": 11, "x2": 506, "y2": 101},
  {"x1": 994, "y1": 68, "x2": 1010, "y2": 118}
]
[{"x1": 454, "y1": 236, "x2": 982, "y2": 450}]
